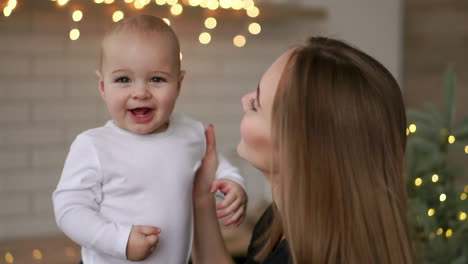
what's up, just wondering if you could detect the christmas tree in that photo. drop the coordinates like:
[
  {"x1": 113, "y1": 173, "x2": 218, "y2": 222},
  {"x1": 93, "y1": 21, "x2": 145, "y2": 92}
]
[{"x1": 406, "y1": 66, "x2": 468, "y2": 264}]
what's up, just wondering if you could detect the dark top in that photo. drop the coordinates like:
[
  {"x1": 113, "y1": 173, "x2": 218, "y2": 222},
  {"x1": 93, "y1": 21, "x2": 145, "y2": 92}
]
[{"x1": 244, "y1": 205, "x2": 292, "y2": 264}]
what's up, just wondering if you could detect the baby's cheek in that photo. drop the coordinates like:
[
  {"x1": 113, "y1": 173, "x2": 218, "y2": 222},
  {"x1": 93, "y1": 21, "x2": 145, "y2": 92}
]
[{"x1": 159, "y1": 94, "x2": 178, "y2": 113}]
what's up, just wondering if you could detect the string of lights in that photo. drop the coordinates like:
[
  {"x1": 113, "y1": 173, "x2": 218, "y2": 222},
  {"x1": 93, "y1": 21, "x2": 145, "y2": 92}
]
[
  {"x1": 2, "y1": 0, "x2": 262, "y2": 47},
  {"x1": 406, "y1": 122, "x2": 468, "y2": 242}
]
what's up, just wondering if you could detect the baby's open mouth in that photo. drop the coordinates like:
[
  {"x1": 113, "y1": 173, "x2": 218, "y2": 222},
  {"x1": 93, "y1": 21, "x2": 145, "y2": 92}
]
[
  {"x1": 129, "y1": 107, "x2": 155, "y2": 122},
  {"x1": 130, "y1": 107, "x2": 153, "y2": 116}
]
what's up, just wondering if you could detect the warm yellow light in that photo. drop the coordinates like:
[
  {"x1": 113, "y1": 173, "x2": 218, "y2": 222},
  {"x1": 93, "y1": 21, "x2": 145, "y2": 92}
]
[
  {"x1": 459, "y1": 212, "x2": 467, "y2": 221},
  {"x1": 232, "y1": 0, "x2": 242, "y2": 10},
  {"x1": 94, "y1": 0, "x2": 104, "y2": 3},
  {"x1": 170, "y1": 4, "x2": 183, "y2": 15},
  {"x1": 134, "y1": 0, "x2": 145, "y2": 8},
  {"x1": 155, "y1": 0, "x2": 167, "y2": 5},
  {"x1": 432, "y1": 174, "x2": 439, "y2": 183},
  {"x1": 124, "y1": 0, "x2": 134, "y2": 3},
  {"x1": 248, "y1": 22, "x2": 261, "y2": 35},
  {"x1": 179, "y1": 52, "x2": 183, "y2": 61},
  {"x1": 247, "y1": 6, "x2": 259, "y2": 17},
  {"x1": 208, "y1": 0, "x2": 219, "y2": 10},
  {"x1": 199, "y1": 32, "x2": 211, "y2": 44},
  {"x1": 243, "y1": 0, "x2": 254, "y2": 9},
  {"x1": 414, "y1": 178, "x2": 422, "y2": 187},
  {"x1": 112, "y1": 11, "x2": 124, "y2": 22},
  {"x1": 189, "y1": 0, "x2": 201, "y2": 6},
  {"x1": 465, "y1": 185, "x2": 468, "y2": 193},
  {"x1": 427, "y1": 208, "x2": 435, "y2": 216},
  {"x1": 465, "y1": 145, "x2": 468, "y2": 154},
  {"x1": 72, "y1": 10, "x2": 83, "y2": 22},
  {"x1": 162, "y1": 18, "x2": 170, "y2": 25},
  {"x1": 461, "y1": 193, "x2": 467, "y2": 200},
  {"x1": 3, "y1": 7, "x2": 12, "y2": 17},
  {"x1": 233, "y1": 35, "x2": 246, "y2": 47},
  {"x1": 167, "y1": 0, "x2": 178, "y2": 5},
  {"x1": 69, "y1": 28, "x2": 80, "y2": 40},
  {"x1": 409, "y1": 124, "x2": 417, "y2": 133},
  {"x1": 32, "y1": 249, "x2": 43, "y2": 260},
  {"x1": 436, "y1": 228, "x2": 443, "y2": 235},
  {"x1": 439, "y1": 193, "x2": 447, "y2": 202},
  {"x1": 204, "y1": 17, "x2": 217, "y2": 29},
  {"x1": 406, "y1": 128, "x2": 410, "y2": 136},
  {"x1": 7, "y1": 0, "x2": 17, "y2": 9},
  {"x1": 5, "y1": 252, "x2": 14, "y2": 263},
  {"x1": 104, "y1": 0, "x2": 115, "y2": 3},
  {"x1": 219, "y1": 0, "x2": 231, "y2": 9},
  {"x1": 200, "y1": 0, "x2": 209, "y2": 8},
  {"x1": 445, "y1": 229, "x2": 453, "y2": 238},
  {"x1": 57, "y1": 0, "x2": 69, "y2": 6},
  {"x1": 448, "y1": 135, "x2": 456, "y2": 144}
]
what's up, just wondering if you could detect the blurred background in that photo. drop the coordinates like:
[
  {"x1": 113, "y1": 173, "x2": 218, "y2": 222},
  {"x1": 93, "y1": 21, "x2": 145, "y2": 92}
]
[{"x1": 0, "y1": 0, "x2": 467, "y2": 263}]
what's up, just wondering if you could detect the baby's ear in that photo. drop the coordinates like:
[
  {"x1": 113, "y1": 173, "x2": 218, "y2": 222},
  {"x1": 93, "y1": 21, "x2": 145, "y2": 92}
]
[
  {"x1": 95, "y1": 70, "x2": 105, "y2": 97},
  {"x1": 177, "y1": 70, "x2": 186, "y2": 91},
  {"x1": 179, "y1": 70, "x2": 186, "y2": 82}
]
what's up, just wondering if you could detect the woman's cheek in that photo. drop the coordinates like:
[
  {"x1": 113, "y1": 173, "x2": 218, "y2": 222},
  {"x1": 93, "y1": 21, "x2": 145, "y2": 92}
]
[{"x1": 239, "y1": 116, "x2": 272, "y2": 170}]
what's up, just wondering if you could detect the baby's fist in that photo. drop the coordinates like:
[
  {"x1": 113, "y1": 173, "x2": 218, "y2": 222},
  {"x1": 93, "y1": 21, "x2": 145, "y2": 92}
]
[
  {"x1": 126, "y1": 225, "x2": 161, "y2": 261},
  {"x1": 211, "y1": 179, "x2": 247, "y2": 227}
]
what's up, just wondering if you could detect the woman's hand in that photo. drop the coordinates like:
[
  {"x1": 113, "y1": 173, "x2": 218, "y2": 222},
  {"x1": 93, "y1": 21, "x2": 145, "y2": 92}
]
[
  {"x1": 191, "y1": 124, "x2": 235, "y2": 264},
  {"x1": 193, "y1": 124, "x2": 219, "y2": 203}
]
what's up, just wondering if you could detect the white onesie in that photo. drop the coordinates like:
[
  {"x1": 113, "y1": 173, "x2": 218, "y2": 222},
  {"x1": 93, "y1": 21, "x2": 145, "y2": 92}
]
[{"x1": 53, "y1": 112, "x2": 245, "y2": 264}]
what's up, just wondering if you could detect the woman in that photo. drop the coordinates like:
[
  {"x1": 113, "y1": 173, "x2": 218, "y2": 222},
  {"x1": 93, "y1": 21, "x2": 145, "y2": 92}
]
[{"x1": 191, "y1": 37, "x2": 415, "y2": 264}]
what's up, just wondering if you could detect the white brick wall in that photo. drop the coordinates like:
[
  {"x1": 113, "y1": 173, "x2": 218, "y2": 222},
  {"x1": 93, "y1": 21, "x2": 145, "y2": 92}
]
[{"x1": 0, "y1": 2, "x2": 330, "y2": 240}]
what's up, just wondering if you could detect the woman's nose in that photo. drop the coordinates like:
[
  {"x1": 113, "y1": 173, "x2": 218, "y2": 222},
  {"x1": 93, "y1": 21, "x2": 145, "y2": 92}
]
[{"x1": 241, "y1": 94, "x2": 249, "y2": 112}]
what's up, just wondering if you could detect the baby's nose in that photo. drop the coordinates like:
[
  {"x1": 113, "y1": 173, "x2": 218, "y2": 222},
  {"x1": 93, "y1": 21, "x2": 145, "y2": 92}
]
[{"x1": 133, "y1": 84, "x2": 151, "y2": 100}]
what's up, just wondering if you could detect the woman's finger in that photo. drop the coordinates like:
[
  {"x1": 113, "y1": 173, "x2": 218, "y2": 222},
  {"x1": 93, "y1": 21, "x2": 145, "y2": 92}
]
[{"x1": 205, "y1": 124, "x2": 217, "y2": 157}]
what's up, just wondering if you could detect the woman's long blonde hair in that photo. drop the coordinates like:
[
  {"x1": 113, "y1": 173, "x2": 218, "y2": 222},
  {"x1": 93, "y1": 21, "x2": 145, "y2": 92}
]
[{"x1": 256, "y1": 37, "x2": 414, "y2": 264}]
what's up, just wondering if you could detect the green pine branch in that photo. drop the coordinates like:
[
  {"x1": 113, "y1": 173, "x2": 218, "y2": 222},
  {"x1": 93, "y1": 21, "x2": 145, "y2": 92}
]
[{"x1": 405, "y1": 66, "x2": 468, "y2": 263}]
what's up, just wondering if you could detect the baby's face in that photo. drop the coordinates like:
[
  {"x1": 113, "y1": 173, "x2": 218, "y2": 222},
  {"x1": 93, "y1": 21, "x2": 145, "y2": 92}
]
[{"x1": 98, "y1": 31, "x2": 182, "y2": 134}]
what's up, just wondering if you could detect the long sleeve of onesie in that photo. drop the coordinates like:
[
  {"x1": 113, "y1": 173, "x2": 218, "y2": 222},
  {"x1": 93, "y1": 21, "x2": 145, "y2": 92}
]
[
  {"x1": 216, "y1": 153, "x2": 246, "y2": 190},
  {"x1": 52, "y1": 134, "x2": 132, "y2": 260}
]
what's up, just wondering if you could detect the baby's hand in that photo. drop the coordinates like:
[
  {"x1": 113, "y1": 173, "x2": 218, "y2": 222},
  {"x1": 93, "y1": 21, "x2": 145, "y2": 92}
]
[
  {"x1": 126, "y1": 225, "x2": 161, "y2": 261},
  {"x1": 210, "y1": 179, "x2": 247, "y2": 227}
]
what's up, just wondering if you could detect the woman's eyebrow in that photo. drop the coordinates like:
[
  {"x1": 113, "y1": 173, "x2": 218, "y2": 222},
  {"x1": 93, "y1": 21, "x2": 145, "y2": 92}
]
[{"x1": 256, "y1": 84, "x2": 261, "y2": 108}]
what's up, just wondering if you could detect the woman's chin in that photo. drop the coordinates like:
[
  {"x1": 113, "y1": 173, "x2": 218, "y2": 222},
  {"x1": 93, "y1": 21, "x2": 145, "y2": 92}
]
[{"x1": 237, "y1": 144, "x2": 268, "y2": 172}]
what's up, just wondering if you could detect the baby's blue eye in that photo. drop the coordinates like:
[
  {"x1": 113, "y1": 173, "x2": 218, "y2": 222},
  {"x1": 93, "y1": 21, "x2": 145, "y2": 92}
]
[
  {"x1": 151, "y1": 77, "x2": 165, "y2": 83},
  {"x1": 116, "y1": 77, "x2": 130, "y2": 83}
]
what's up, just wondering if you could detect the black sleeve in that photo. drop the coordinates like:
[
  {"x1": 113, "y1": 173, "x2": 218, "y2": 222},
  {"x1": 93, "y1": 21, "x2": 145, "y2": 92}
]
[
  {"x1": 244, "y1": 205, "x2": 274, "y2": 264},
  {"x1": 244, "y1": 205, "x2": 292, "y2": 264}
]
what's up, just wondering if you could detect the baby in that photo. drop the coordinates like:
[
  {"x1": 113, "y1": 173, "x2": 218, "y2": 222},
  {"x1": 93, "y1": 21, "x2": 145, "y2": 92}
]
[{"x1": 53, "y1": 14, "x2": 247, "y2": 264}]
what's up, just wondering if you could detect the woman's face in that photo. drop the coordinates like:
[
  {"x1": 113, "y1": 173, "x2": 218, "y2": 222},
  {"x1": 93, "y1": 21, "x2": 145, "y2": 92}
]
[{"x1": 237, "y1": 50, "x2": 292, "y2": 174}]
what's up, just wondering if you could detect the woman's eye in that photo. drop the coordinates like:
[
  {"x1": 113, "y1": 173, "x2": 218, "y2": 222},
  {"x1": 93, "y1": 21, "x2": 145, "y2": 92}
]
[
  {"x1": 115, "y1": 77, "x2": 130, "y2": 83},
  {"x1": 151, "y1": 77, "x2": 165, "y2": 83},
  {"x1": 249, "y1": 98, "x2": 257, "y2": 112}
]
